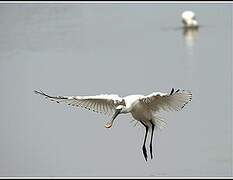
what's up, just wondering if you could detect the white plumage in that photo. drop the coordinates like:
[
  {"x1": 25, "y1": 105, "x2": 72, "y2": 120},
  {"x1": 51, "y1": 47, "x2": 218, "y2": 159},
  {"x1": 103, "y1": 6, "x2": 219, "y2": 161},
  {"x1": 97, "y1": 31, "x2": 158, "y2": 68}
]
[
  {"x1": 181, "y1": 10, "x2": 199, "y2": 28},
  {"x1": 34, "y1": 88, "x2": 192, "y2": 161}
]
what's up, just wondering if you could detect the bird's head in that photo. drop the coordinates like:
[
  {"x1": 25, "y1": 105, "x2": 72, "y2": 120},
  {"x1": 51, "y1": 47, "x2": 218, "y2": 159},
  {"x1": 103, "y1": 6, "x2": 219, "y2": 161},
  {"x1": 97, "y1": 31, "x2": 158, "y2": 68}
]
[
  {"x1": 115, "y1": 104, "x2": 125, "y2": 111},
  {"x1": 104, "y1": 105, "x2": 126, "y2": 129}
]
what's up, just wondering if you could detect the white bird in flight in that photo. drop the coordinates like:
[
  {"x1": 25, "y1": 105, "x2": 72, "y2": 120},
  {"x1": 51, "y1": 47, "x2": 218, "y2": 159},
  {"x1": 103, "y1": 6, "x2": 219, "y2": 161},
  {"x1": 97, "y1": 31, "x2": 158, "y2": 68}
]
[
  {"x1": 34, "y1": 88, "x2": 192, "y2": 161},
  {"x1": 181, "y1": 10, "x2": 199, "y2": 28}
]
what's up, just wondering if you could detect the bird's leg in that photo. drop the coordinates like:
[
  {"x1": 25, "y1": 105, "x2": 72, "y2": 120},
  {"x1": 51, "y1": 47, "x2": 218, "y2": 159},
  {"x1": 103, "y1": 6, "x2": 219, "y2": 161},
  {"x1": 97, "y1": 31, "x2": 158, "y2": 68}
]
[
  {"x1": 149, "y1": 121, "x2": 155, "y2": 159},
  {"x1": 140, "y1": 121, "x2": 149, "y2": 162}
]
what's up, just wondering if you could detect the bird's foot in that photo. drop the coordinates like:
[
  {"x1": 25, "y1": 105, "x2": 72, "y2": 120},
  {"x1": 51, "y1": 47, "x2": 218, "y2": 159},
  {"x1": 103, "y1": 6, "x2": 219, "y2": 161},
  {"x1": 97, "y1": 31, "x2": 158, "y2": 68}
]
[{"x1": 142, "y1": 145, "x2": 148, "y2": 161}]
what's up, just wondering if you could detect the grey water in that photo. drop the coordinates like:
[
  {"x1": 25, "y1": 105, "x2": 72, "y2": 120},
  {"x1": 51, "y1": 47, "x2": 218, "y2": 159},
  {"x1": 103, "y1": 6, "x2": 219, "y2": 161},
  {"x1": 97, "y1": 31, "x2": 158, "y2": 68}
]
[{"x1": 0, "y1": 3, "x2": 232, "y2": 177}]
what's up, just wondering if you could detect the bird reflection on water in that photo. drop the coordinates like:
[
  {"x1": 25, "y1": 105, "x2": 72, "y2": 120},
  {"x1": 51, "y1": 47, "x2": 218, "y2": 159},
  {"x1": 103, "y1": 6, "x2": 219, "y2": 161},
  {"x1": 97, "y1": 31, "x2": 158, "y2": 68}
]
[{"x1": 183, "y1": 26, "x2": 199, "y2": 55}]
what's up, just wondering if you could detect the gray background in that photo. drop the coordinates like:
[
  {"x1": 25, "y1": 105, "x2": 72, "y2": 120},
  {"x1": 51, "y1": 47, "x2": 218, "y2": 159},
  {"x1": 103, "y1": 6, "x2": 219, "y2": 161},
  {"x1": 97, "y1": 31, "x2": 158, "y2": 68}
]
[{"x1": 0, "y1": 3, "x2": 232, "y2": 177}]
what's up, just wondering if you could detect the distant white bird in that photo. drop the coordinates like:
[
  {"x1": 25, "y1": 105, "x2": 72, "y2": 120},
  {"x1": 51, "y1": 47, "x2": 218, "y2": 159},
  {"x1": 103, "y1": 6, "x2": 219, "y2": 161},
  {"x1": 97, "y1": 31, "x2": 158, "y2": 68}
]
[
  {"x1": 181, "y1": 10, "x2": 199, "y2": 28},
  {"x1": 34, "y1": 88, "x2": 192, "y2": 161}
]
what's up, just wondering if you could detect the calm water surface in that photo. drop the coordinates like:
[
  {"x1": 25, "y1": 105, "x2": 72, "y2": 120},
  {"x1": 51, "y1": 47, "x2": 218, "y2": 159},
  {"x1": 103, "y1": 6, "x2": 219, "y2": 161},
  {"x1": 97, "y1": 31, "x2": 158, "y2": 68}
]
[{"x1": 0, "y1": 3, "x2": 232, "y2": 177}]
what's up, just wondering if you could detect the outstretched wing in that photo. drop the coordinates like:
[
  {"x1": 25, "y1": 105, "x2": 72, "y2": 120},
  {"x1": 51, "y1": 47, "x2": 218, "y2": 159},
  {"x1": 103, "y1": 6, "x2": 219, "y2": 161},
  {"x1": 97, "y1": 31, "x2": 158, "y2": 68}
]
[
  {"x1": 139, "y1": 88, "x2": 192, "y2": 112},
  {"x1": 34, "y1": 90, "x2": 125, "y2": 116}
]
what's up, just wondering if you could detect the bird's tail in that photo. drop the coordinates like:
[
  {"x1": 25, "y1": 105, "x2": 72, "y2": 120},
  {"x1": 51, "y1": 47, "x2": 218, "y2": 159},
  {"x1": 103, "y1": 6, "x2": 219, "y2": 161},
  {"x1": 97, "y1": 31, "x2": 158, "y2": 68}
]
[
  {"x1": 129, "y1": 116, "x2": 167, "y2": 130},
  {"x1": 152, "y1": 115, "x2": 167, "y2": 130}
]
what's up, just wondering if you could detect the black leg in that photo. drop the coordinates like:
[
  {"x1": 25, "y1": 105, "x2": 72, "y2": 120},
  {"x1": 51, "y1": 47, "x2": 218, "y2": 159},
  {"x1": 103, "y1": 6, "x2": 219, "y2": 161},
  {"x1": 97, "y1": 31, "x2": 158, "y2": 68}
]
[
  {"x1": 140, "y1": 121, "x2": 148, "y2": 162},
  {"x1": 149, "y1": 121, "x2": 155, "y2": 159}
]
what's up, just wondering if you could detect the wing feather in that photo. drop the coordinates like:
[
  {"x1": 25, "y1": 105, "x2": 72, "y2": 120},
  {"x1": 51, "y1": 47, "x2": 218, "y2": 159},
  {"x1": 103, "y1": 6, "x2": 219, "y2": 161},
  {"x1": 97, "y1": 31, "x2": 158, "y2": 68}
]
[
  {"x1": 140, "y1": 89, "x2": 192, "y2": 112},
  {"x1": 34, "y1": 90, "x2": 125, "y2": 116}
]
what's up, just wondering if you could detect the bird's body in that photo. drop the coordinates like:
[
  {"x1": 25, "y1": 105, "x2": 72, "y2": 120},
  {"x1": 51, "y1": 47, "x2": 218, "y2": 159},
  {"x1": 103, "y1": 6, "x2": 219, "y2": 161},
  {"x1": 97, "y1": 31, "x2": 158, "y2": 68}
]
[
  {"x1": 131, "y1": 99, "x2": 153, "y2": 122},
  {"x1": 34, "y1": 88, "x2": 192, "y2": 161},
  {"x1": 124, "y1": 95, "x2": 154, "y2": 124},
  {"x1": 181, "y1": 10, "x2": 199, "y2": 28}
]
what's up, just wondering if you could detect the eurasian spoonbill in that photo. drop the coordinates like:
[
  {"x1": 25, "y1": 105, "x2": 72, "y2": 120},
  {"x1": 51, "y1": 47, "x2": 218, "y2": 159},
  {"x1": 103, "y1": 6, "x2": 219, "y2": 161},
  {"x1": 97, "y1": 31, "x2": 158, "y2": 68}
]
[
  {"x1": 182, "y1": 10, "x2": 199, "y2": 28},
  {"x1": 34, "y1": 88, "x2": 192, "y2": 161}
]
